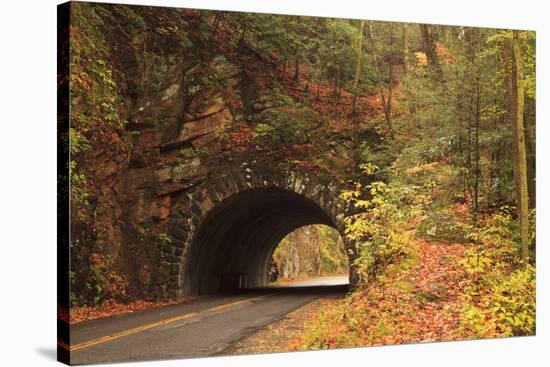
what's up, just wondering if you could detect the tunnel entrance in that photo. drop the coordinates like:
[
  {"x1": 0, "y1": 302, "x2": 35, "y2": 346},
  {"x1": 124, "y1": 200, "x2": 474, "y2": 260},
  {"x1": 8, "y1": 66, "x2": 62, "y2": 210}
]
[{"x1": 183, "y1": 188, "x2": 346, "y2": 295}]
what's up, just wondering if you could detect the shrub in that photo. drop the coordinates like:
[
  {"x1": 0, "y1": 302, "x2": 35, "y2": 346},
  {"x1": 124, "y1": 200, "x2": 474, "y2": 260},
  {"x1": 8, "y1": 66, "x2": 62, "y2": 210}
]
[
  {"x1": 458, "y1": 209, "x2": 536, "y2": 338},
  {"x1": 340, "y1": 176, "x2": 431, "y2": 283},
  {"x1": 252, "y1": 123, "x2": 276, "y2": 142},
  {"x1": 460, "y1": 264, "x2": 535, "y2": 338},
  {"x1": 253, "y1": 106, "x2": 320, "y2": 146},
  {"x1": 417, "y1": 210, "x2": 473, "y2": 244}
]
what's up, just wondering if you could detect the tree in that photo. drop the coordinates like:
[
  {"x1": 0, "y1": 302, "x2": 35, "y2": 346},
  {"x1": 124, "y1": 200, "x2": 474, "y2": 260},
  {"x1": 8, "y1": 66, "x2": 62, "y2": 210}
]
[
  {"x1": 402, "y1": 23, "x2": 409, "y2": 74},
  {"x1": 368, "y1": 22, "x2": 396, "y2": 134},
  {"x1": 503, "y1": 30, "x2": 530, "y2": 262},
  {"x1": 420, "y1": 24, "x2": 443, "y2": 78},
  {"x1": 463, "y1": 27, "x2": 482, "y2": 223},
  {"x1": 352, "y1": 20, "x2": 365, "y2": 113}
]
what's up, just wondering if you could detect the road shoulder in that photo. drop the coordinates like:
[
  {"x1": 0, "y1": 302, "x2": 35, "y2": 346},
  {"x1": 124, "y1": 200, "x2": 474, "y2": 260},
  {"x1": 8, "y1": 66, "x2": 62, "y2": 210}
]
[{"x1": 220, "y1": 294, "x2": 343, "y2": 356}]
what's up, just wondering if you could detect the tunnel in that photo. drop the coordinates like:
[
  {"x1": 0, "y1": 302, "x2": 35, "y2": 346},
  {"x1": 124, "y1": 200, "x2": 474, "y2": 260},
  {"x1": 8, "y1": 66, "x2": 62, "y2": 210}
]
[{"x1": 181, "y1": 188, "x2": 340, "y2": 295}]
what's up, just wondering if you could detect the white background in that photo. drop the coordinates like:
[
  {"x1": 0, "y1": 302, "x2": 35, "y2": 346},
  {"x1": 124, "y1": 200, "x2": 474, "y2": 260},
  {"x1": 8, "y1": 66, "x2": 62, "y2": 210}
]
[{"x1": 0, "y1": 0, "x2": 547, "y2": 365}]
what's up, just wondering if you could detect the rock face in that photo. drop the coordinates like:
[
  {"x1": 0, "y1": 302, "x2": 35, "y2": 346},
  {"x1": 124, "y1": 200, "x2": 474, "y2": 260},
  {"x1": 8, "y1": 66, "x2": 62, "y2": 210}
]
[{"x1": 68, "y1": 2, "x2": 359, "y2": 302}]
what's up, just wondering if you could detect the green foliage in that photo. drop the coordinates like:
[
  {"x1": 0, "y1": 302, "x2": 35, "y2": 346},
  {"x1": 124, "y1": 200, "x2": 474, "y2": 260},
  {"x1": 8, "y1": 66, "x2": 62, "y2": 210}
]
[
  {"x1": 460, "y1": 262, "x2": 535, "y2": 338},
  {"x1": 69, "y1": 3, "x2": 129, "y2": 227},
  {"x1": 242, "y1": 13, "x2": 373, "y2": 96},
  {"x1": 185, "y1": 63, "x2": 231, "y2": 97},
  {"x1": 253, "y1": 106, "x2": 319, "y2": 146},
  {"x1": 465, "y1": 207, "x2": 530, "y2": 257},
  {"x1": 318, "y1": 243, "x2": 343, "y2": 274},
  {"x1": 395, "y1": 27, "x2": 538, "y2": 220},
  {"x1": 521, "y1": 32, "x2": 536, "y2": 100},
  {"x1": 88, "y1": 263, "x2": 108, "y2": 306},
  {"x1": 68, "y1": 128, "x2": 91, "y2": 216},
  {"x1": 252, "y1": 123, "x2": 275, "y2": 142},
  {"x1": 358, "y1": 139, "x2": 397, "y2": 179},
  {"x1": 250, "y1": 91, "x2": 316, "y2": 149},
  {"x1": 69, "y1": 160, "x2": 89, "y2": 219},
  {"x1": 458, "y1": 209, "x2": 536, "y2": 338},
  {"x1": 158, "y1": 232, "x2": 173, "y2": 245},
  {"x1": 359, "y1": 162, "x2": 378, "y2": 176},
  {"x1": 271, "y1": 225, "x2": 347, "y2": 280},
  {"x1": 417, "y1": 210, "x2": 473, "y2": 244},
  {"x1": 529, "y1": 209, "x2": 536, "y2": 251},
  {"x1": 144, "y1": 52, "x2": 167, "y2": 94},
  {"x1": 70, "y1": 35, "x2": 125, "y2": 129},
  {"x1": 69, "y1": 251, "x2": 112, "y2": 307},
  {"x1": 340, "y1": 173, "x2": 431, "y2": 283}
]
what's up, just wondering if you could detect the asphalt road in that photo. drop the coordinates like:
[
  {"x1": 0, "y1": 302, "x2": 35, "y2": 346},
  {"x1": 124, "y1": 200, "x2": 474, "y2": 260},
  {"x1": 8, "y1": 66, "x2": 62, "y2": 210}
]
[{"x1": 69, "y1": 276, "x2": 349, "y2": 365}]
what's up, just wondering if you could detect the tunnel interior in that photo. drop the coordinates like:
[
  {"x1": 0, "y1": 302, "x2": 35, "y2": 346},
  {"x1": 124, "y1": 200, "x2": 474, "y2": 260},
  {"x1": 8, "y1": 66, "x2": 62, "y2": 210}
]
[{"x1": 183, "y1": 188, "x2": 339, "y2": 295}]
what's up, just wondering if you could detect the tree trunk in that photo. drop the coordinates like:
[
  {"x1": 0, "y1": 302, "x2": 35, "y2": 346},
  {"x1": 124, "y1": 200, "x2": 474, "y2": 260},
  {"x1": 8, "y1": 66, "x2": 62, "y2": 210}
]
[
  {"x1": 401, "y1": 23, "x2": 416, "y2": 114},
  {"x1": 238, "y1": 22, "x2": 247, "y2": 49},
  {"x1": 382, "y1": 31, "x2": 394, "y2": 135},
  {"x1": 366, "y1": 21, "x2": 373, "y2": 40},
  {"x1": 338, "y1": 63, "x2": 344, "y2": 97},
  {"x1": 505, "y1": 30, "x2": 530, "y2": 262},
  {"x1": 420, "y1": 24, "x2": 442, "y2": 77},
  {"x1": 211, "y1": 13, "x2": 223, "y2": 39},
  {"x1": 466, "y1": 109, "x2": 473, "y2": 206},
  {"x1": 402, "y1": 23, "x2": 409, "y2": 74},
  {"x1": 379, "y1": 64, "x2": 394, "y2": 135},
  {"x1": 420, "y1": 24, "x2": 437, "y2": 64},
  {"x1": 281, "y1": 58, "x2": 287, "y2": 80},
  {"x1": 317, "y1": 77, "x2": 321, "y2": 100},
  {"x1": 473, "y1": 76, "x2": 481, "y2": 223},
  {"x1": 294, "y1": 60, "x2": 300, "y2": 82},
  {"x1": 465, "y1": 27, "x2": 481, "y2": 223},
  {"x1": 352, "y1": 20, "x2": 365, "y2": 113},
  {"x1": 524, "y1": 104, "x2": 536, "y2": 208}
]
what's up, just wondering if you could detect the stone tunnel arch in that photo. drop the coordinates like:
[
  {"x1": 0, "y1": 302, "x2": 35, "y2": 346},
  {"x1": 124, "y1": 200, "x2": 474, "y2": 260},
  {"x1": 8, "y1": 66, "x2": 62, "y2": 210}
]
[{"x1": 161, "y1": 164, "x2": 354, "y2": 297}]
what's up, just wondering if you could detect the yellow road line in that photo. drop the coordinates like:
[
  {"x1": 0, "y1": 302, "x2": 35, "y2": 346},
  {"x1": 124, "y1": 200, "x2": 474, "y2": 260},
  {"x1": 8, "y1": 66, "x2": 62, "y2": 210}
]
[{"x1": 60, "y1": 293, "x2": 275, "y2": 352}]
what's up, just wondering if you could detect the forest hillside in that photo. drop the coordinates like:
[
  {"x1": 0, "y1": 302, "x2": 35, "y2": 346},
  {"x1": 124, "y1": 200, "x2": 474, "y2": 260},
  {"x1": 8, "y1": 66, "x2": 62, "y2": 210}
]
[{"x1": 61, "y1": 2, "x2": 535, "y2": 342}]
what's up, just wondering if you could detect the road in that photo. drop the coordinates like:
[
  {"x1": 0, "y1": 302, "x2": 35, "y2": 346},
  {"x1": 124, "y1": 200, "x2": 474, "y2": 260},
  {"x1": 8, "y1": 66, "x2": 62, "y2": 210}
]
[{"x1": 68, "y1": 276, "x2": 349, "y2": 364}]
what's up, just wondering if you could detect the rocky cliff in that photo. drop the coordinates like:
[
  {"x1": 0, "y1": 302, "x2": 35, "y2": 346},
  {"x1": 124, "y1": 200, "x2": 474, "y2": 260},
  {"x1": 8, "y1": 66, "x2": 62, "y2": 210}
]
[{"x1": 67, "y1": 2, "x2": 367, "y2": 305}]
